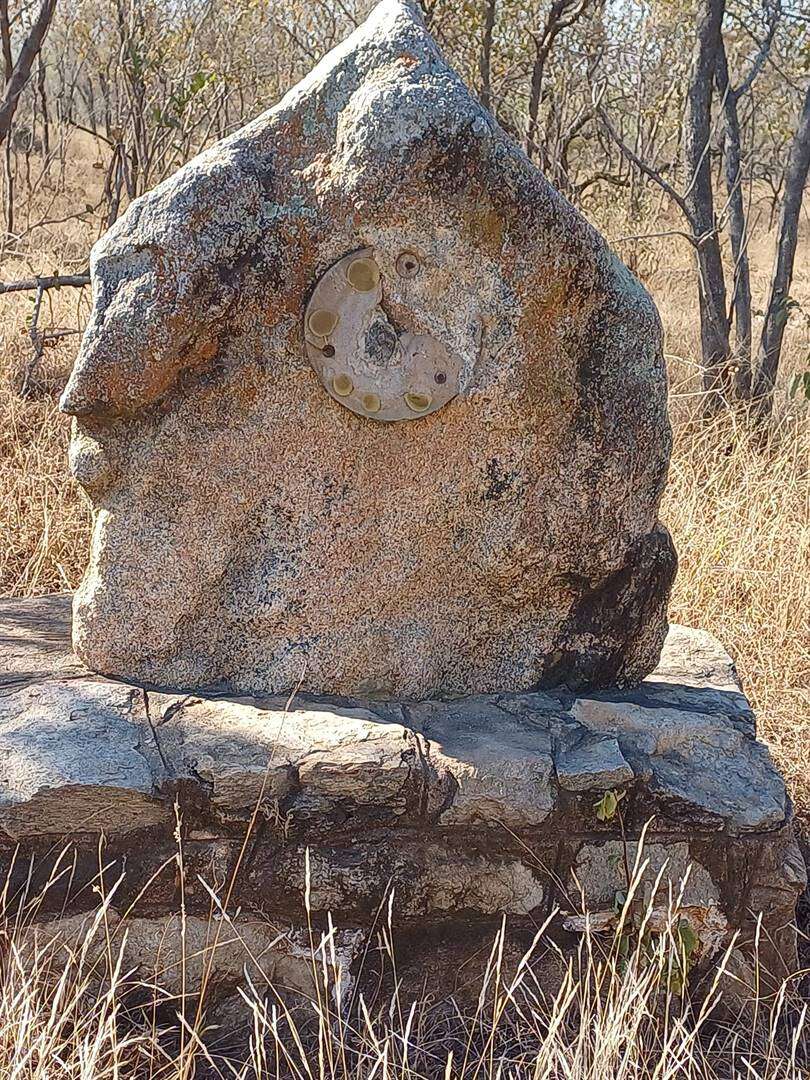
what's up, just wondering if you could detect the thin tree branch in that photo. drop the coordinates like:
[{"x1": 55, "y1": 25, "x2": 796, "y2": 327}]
[
  {"x1": 0, "y1": 0, "x2": 58, "y2": 146},
  {"x1": 596, "y1": 103, "x2": 693, "y2": 222},
  {"x1": 733, "y1": 0, "x2": 780, "y2": 100},
  {"x1": 0, "y1": 271, "x2": 89, "y2": 294}
]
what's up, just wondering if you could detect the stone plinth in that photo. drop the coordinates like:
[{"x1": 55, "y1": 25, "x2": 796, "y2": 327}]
[{"x1": 0, "y1": 595, "x2": 804, "y2": 1014}]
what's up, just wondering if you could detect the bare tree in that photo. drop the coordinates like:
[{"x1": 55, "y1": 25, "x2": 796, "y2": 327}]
[
  {"x1": 0, "y1": 0, "x2": 58, "y2": 146},
  {"x1": 683, "y1": 0, "x2": 729, "y2": 409},
  {"x1": 596, "y1": 0, "x2": 799, "y2": 412},
  {"x1": 525, "y1": 0, "x2": 591, "y2": 162},
  {"x1": 0, "y1": 0, "x2": 13, "y2": 83},
  {"x1": 478, "y1": 0, "x2": 496, "y2": 112},
  {"x1": 754, "y1": 80, "x2": 810, "y2": 412},
  {"x1": 714, "y1": 1, "x2": 780, "y2": 398}
]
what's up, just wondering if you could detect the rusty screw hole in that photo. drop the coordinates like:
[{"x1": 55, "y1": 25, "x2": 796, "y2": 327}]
[{"x1": 396, "y1": 251, "x2": 421, "y2": 279}]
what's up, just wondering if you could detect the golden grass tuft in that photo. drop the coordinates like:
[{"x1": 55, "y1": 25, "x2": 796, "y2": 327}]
[{"x1": 663, "y1": 413, "x2": 809, "y2": 813}]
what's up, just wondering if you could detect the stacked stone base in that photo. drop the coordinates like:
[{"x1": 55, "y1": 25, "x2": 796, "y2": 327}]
[{"x1": 0, "y1": 596, "x2": 804, "y2": 1022}]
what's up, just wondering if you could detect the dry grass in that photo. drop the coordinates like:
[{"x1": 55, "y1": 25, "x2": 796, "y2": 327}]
[
  {"x1": 664, "y1": 414, "x2": 809, "y2": 813},
  {"x1": 0, "y1": 847, "x2": 807, "y2": 1079},
  {"x1": 640, "y1": 219, "x2": 810, "y2": 818},
  {"x1": 0, "y1": 133, "x2": 99, "y2": 596}
]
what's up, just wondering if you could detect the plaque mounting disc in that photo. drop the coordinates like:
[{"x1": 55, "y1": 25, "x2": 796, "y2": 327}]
[{"x1": 304, "y1": 248, "x2": 466, "y2": 422}]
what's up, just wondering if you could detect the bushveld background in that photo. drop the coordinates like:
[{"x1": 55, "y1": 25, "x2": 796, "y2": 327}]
[{"x1": 0, "y1": 0, "x2": 808, "y2": 1075}]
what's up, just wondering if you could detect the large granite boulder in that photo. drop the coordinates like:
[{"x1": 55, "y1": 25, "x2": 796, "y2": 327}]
[
  {"x1": 0, "y1": 595, "x2": 804, "y2": 1013},
  {"x1": 60, "y1": 0, "x2": 675, "y2": 698}
]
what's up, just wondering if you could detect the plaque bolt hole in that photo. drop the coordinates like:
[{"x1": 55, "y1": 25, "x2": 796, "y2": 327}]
[
  {"x1": 405, "y1": 391, "x2": 432, "y2": 412},
  {"x1": 346, "y1": 258, "x2": 380, "y2": 292},
  {"x1": 396, "y1": 252, "x2": 421, "y2": 279}
]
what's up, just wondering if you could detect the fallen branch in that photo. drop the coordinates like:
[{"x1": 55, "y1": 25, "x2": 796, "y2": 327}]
[
  {"x1": 611, "y1": 228, "x2": 698, "y2": 244},
  {"x1": 0, "y1": 271, "x2": 90, "y2": 294}
]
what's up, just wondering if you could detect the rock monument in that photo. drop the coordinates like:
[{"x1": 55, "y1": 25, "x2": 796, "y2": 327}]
[
  {"x1": 60, "y1": 0, "x2": 675, "y2": 698},
  {"x1": 0, "y1": 0, "x2": 803, "y2": 1034}
]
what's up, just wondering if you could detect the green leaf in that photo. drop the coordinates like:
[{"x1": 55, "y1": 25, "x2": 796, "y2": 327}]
[
  {"x1": 594, "y1": 788, "x2": 625, "y2": 822},
  {"x1": 678, "y1": 919, "x2": 699, "y2": 958}
]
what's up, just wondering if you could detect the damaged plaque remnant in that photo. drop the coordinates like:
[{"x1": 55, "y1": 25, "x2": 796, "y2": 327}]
[
  {"x1": 305, "y1": 248, "x2": 472, "y2": 422},
  {"x1": 61, "y1": 0, "x2": 677, "y2": 698}
]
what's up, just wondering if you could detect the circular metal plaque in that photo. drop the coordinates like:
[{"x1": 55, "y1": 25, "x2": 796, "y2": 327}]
[{"x1": 304, "y1": 248, "x2": 466, "y2": 422}]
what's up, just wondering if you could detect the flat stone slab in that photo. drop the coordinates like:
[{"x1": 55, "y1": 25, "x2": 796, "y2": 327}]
[{"x1": 0, "y1": 595, "x2": 804, "y2": 1002}]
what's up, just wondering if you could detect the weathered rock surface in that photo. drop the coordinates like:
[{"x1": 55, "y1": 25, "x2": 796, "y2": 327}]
[
  {"x1": 0, "y1": 594, "x2": 804, "y2": 1006},
  {"x1": 60, "y1": 0, "x2": 675, "y2": 698}
]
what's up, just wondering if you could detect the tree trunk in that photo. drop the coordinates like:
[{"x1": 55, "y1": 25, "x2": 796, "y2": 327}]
[
  {"x1": 478, "y1": 0, "x2": 496, "y2": 113},
  {"x1": 0, "y1": 0, "x2": 13, "y2": 85},
  {"x1": 684, "y1": 0, "x2": 729, "y2": 408},
  {"x1": 754, "y1": 82, "x2": 810, "y2": 413},
  {"x1": 715, "y1": 40, "x2": 752, "y2": 399},
  {"x1": 37, "y1": 56, "x2": 49, "y2": 155},
  {"x1": 525, "y1": 0, "x2": 586, "y2": 161},
  {"x1": 0, "y1": 0, "x2": 58, "y2": 148},
  {"x1": 526, "y1": 34, "x2": 553, "y2": 161},
  {"x1": 4, "y1": 131, "x2": 12, "y2": 233}
]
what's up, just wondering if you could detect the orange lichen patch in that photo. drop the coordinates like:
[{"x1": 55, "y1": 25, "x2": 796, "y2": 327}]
[
  {"x1": 518, "y1": 278, "x2": 570, "y2": 340},
  {"x1": 515, "y1": 277, "x2": 582, "y2": 425},
  {"x1": 226, "y1": 374, "x2": 260, "y2": 409},
  {"x1": 74, "y1": 320, "x2": 226, "y2": 418},
  {"x1": 197, "y1": 338, "x2": 219, "y2": 363},
  {"x1": 123, "y1": 366, "x2": 181, "y2": 416},
  {"x1": 264, "y1": 232, "x2": 319, "y2": 321},
  {"x1": 463, "y1": 205, "x2": 506, "y2": 258},
  {"x1": 303, "y1": 153, "x2": 336, "y2": 196},
  {"x1": 271, "y1": 110, "x2": 305, "y2": 146}
]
